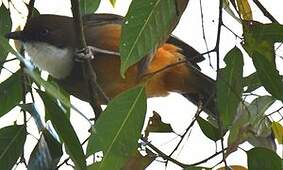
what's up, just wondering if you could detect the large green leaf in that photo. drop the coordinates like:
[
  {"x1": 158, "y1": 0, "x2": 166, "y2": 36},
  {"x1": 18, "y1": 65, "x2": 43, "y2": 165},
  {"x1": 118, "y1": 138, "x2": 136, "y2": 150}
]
[
  {"x1": 0, "y1": 71, "x2": 22, "y2": 118},
  {"x1": 28, "y1": 129, "x2": 63, "y2": 170},
  {"x1": 0, "y1": 5, "x2": 12, "y2": 61},
  {"x1": 243, "y1": 21, "x2": 283, "y2": 101},
  {"x1": 80, "y1": 0, "x2": 101, "y2": 15},
  {"x1": 87, "y1": 86, "x2": 146, "y2": 170},
  {"x1": 216, "y1": 46, "x2": 244, "y2": 127},
  {"x1": 0, "y1": 125, "x2": 26, "y2": 170},
  {"x1": 119, "y1": 0, "x2": 177, "y2": 77},
  {"x1": 39, "y1": 92, "x2": 86, "y2": 170},
  {"x1": 196, "y1": 116, "x2": 222, "y2": 141},
  {"x1": 247, "y1": 147, "x2": 282, "y2": 170}
]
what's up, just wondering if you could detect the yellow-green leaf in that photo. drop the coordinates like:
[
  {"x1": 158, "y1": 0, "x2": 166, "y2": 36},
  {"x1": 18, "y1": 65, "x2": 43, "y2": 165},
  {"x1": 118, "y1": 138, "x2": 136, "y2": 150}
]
[
  {"x1": 236, "y1": 0, "x2": 252, "y2": 20},
  {"x1": 271, "y1": 122, "x2": 283, "y2": 144}
]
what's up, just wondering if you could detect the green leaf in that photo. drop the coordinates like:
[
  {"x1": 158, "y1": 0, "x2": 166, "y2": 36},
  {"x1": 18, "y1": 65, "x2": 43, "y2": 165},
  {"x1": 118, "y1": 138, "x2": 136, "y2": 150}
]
[
  {"x1": 26, "y1": 69, "x2": 71, "y2": 108},
  {"x1": 19, "y1": 103, "x2": 44, "y2": 131},
  {"x1": 243, "y1": 21, "x2": 283, "y2": 101},
  {"x1": 144, "y1": 111, "x2": 173, "y2": 137},
  {"x1": 216, "y1": 46, "x2": 244, "y2": 127},
  {"x1": 196, "y1": 116, "x2": 222, "y2": 141},
  {"x1": 223, "y1": 0, "x2": 241, "y2": 23},
  {"x1": 244, "y1": 21, "x2": 283, "y2": 43},
  {"x1": 28, "y1": 129, "x2": 63, "y2": 170},
  {"x1": 243, "y1": 72, "x2": 261, "y2": 93},
  {"x1": 0, "y1": 71, "x2": 22, "y2": 118},
  {"x1": 0, "y1": 125, "x2": 26, "y2": 170},
  {"x1": 109, "y1": 0, "x2": 116, "y2": 7},
  {"x1": 228, "y1": 96, "x2": 276, "y2": 153},
  {"x1": 271, "y1": 122, "x2": 283, "y2": 144},
  {"x1": 80, "y1": 0, "x2": 101, "y2": 15},
  {"x1": 39, "y1": 92, "x2": 86, "y2": 170},
  {"x1": 0, "y1": 5, "x2": 12, "y2": 61},
  {"x1": 247, "y1": 147, "x2": 282, "y2": 170},
  {"x1": 87, "y1": 86, "x2": 146, "y2": 170},
  {"x1": 248, "y1": 96, "x2": 275, "y2": 124},
  {"x1": 119, "y1": 0, "x2": 176, "y2": 77}
]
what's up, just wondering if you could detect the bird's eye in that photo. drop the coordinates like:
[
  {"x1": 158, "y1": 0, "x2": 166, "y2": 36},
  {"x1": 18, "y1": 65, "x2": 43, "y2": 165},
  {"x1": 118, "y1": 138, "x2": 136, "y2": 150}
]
[{"x1": 40, "y1": 29, "x2": 49, "y2": 36}]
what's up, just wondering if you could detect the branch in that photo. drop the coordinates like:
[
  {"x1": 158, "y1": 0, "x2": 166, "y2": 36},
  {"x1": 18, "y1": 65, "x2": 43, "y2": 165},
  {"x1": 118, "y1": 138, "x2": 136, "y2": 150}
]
[
  {"x1": 70, "y1": 0, "x2": 109, "y2": 119},
  {"x1": 141, "y1": 137, "x2": 227, "y2": 168},
  {"x1": 168, "y1": 89, "x2": 216, "y2": 158}
]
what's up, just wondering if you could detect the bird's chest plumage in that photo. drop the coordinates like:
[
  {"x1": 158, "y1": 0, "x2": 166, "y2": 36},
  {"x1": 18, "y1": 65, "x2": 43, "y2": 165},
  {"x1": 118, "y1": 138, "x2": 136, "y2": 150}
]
[{"x1": 24, "y1": 42, "x2": 74, "y2": 79}]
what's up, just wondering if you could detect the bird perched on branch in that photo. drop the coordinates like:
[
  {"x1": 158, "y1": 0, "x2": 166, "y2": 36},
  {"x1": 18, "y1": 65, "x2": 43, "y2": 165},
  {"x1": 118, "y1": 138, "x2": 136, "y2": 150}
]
[{"x1": 6, "y1": 14, "x2": 216, "y2": 117}]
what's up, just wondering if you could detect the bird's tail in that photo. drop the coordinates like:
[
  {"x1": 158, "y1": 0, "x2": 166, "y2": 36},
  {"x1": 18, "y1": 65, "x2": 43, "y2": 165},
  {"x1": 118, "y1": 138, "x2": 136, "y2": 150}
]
[{"x1": 182, "y1": 66, "x2": 216, "y2": 118}]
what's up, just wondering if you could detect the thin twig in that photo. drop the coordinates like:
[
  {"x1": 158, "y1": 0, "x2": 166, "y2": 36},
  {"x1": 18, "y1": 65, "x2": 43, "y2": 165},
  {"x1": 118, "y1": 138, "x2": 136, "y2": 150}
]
[
  {"x1": 168, "y1": 90, "x2": 216, "y2": 158},
  {"x1": 252, "y1": 0, "x2": 279, "y2": 23},
  {"x1": 141, "y1": 137, "x2": 227, "y2": 168},
  {"x1": 56, "y1": 136, "x2": 90, "y2": 169},
  {"x1": 0, "y1": 58, "x2": 17, "y2": 65},
  {"x1": 199, "y1": 0, "x2": 213, "y2": 68},
  {"x1": 142, "y1": 50, "x2": 214, "y2": 79}
]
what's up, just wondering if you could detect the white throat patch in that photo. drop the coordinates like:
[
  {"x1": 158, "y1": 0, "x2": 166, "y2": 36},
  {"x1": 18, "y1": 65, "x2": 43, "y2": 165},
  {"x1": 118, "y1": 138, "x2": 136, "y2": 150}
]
[{"x1": 24, "y1": 42, "x2": 74, "y2": 79}]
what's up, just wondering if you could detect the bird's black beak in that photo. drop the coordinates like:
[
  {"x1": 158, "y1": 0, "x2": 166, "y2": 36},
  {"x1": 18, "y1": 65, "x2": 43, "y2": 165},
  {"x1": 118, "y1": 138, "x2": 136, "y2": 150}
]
[{"x1": 5, "y1": 31, "x2": 25, "y2": 41}]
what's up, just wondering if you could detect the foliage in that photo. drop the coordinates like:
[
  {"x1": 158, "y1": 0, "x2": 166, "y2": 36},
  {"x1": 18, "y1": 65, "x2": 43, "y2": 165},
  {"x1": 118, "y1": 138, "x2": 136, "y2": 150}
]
[{"x1": 0, "y1": 0, "x2": 282, "y2": 170}]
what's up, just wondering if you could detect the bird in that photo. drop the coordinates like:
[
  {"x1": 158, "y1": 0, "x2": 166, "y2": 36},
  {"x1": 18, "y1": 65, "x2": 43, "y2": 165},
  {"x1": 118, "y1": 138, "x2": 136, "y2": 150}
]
[{"x1": 6, "y1": 13, "x2": 216, "y2": 117}]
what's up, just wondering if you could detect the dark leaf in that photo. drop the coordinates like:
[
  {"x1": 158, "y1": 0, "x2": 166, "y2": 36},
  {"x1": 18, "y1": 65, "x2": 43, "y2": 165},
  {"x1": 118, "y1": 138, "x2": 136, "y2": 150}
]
[
  {"x1": 80, "y1": 0, "x2": 101, "y2": 15},
  {"x1": 19, "y1": 103, "x2": 44, "y2": 131},
  {"x1": 122, "y1": 150, "x2": 154, "y2": 170},
  {"x1": 28, "y1": 129, "x2": 63, "y2": 170},
  {"x1": 243, "y1": 21, "x2": 283, "y2": 43},
  {"x1": 217, "y1": 46, "x2": 244, "y2": 127},
  {"x1": 144, "y1": 111, "x2": 173, "y2": 137},
  {"x1": 39, "y1": 92, "x2": 86, "y2": 169},
  {"x1": 243, "y1": 21, "x2": 283, "y2": 101},
  {"x1": 0, "y1": 71, "x2": 22, "y2": 118},
  {"x1": 243, "y1": 72, "x2": 261, "y2": 93},
  {"x1": 0, "y1": 125, "x2": 26, "y2": 170},
  {"x1": 196, "y1": 116, "x2": 222, "y2": 141},
  {"x1": 247, "y1": 147, "x2": 282, "y2": 170},
  {"x1": 87, "y1": 86, "x2": 146, "y2": 169},
  {"x1": 0, "y1": 5, "x2": 12, "y2": 61}
]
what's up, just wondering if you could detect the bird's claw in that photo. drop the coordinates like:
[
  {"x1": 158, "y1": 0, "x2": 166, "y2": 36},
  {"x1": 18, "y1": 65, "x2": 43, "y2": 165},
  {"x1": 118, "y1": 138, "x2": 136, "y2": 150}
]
[{"x1": 75, "y1": 46, "x2": 94, "y2": 62}]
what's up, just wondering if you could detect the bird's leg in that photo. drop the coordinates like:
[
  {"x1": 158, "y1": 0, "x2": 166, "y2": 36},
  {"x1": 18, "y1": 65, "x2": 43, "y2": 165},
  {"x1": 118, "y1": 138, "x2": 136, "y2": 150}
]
[
  {"x1": 74, "y1": 46, "x2": 109, "y2": 121},
  {"x1": 74, "y1": 46, "x2": 95, "y2": 61}
]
